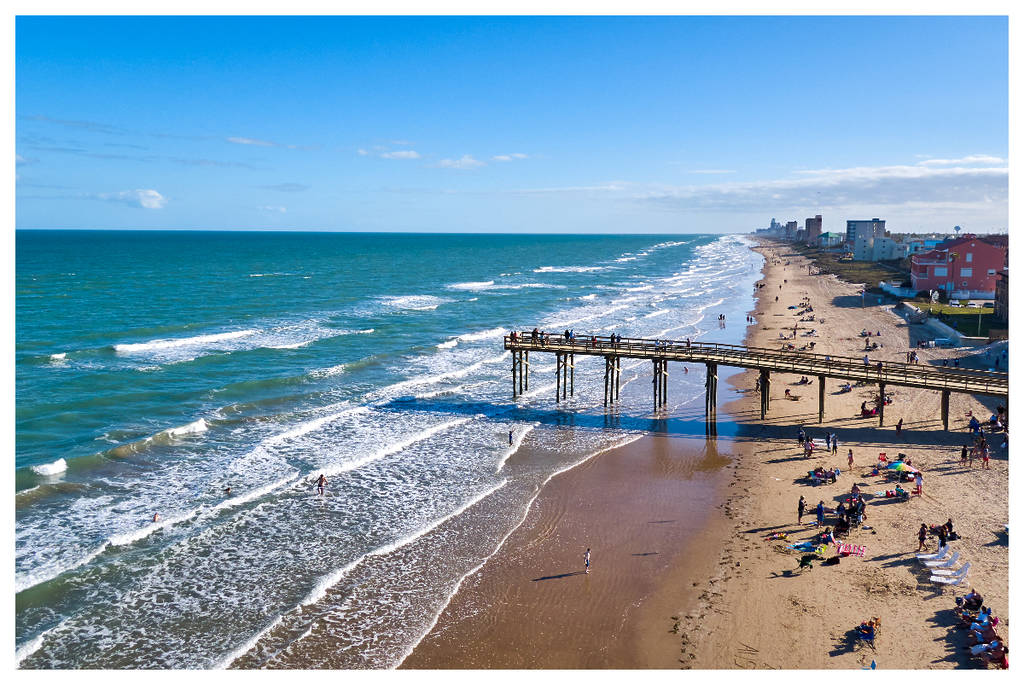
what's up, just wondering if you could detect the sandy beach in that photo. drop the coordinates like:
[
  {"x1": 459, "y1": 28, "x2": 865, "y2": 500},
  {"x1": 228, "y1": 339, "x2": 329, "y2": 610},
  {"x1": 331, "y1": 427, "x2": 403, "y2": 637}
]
[{"x1": 403, "y1": 239, "x2": 1009, "y2": 670}]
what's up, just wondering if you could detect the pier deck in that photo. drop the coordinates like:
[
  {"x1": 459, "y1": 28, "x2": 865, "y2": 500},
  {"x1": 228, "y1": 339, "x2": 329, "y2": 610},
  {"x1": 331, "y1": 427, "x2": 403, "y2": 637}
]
[{"x1": 504, "y1": 332, "x2": 1007, "y2": 432}]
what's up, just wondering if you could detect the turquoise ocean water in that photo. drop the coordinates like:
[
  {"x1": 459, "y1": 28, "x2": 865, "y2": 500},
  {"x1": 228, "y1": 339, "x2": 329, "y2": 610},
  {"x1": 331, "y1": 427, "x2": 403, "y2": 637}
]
[{"x1": 16, "y1": 231, "x2": 763, "y2": 668}]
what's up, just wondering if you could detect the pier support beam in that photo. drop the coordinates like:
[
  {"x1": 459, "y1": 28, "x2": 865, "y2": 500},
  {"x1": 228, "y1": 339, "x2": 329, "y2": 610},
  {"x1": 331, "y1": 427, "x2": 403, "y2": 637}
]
[
  {"x1": 705, "y1": 362, "x2": 718, "y2": 435},
  {"x1": 569, "y1": 353, "x2": 574, "y2": 397},
  {"x1": 614, "y1": 356, "x2": 620, "y2": 402},
  {"x1": 818, "y1": 375, "x2": 826, "y2": 424},
  {"x1": 759, "y1": 368, "x2": 771, "y2": 420},
  {"x1": 512, "y1": 351, "x2": 518, "y2": 398},
  {"x1": 557, "y1": 352, "x2": 565, "y2": 401},
  {"x1": 878, "y1": 382, "x2": 886, "y2": 427},
  {"x1": 524, "y1": 350, "x2": 529, "y2": 391},
  {"x1": 941, "y1": 390, "x2": 950, "y2": 431},
  {"x1": 662, "y1": 358, "x2": 668, "y2": 409},
  {"x1": 604, "y1": 355, "x2": 610, "y2": 407}
]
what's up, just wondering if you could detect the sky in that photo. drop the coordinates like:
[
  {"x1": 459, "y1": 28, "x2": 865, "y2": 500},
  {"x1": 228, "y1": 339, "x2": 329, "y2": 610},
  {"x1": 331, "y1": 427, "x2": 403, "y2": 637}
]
[{"x1": 14, "y1": 14, "x2": 1009, "y2": 234}]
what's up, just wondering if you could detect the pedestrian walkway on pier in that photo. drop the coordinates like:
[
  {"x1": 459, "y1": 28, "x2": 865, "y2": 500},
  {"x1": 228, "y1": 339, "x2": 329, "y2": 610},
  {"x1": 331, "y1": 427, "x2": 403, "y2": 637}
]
[{"x1": 504, "y1": 331, "x2": 1007, "y2": 433}]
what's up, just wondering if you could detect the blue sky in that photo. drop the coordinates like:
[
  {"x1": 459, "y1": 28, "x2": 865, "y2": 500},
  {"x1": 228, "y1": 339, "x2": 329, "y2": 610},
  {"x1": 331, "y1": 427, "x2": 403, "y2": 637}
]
[{"x1": 15, "y1": 15, "x2": 1008, "y2": 233}]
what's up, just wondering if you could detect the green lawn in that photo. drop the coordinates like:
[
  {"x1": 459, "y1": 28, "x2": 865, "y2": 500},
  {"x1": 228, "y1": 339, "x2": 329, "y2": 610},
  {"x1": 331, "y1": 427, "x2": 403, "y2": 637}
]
[
  {"x1": 785, "y1": 244, "x2": 908, "y2": 291},
  {"x1": 924, "y1": 308, "x2": 999, "y2": 338}
]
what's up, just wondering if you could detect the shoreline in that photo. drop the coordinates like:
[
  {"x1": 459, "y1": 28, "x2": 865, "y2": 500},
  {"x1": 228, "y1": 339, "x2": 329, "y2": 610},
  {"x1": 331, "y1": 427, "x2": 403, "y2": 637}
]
[{"x1": 402, "y1": 237, "x2": 1009, "y2": 670}]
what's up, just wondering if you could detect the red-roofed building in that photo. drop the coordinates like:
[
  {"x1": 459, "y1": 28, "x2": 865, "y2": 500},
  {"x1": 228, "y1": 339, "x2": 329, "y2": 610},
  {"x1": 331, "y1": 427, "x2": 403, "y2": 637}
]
[{"x1": 909, "y1": 235, "x2": 1007, "y2": 299}]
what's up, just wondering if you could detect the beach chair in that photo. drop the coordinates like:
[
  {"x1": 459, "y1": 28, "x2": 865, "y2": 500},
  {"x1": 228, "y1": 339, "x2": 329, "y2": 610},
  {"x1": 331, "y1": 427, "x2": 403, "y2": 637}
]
[
  {"x1": 931, "y1": 563, "x2": 970, "y2": 586},
  {"x1": 923, "y1": 550, "x2": 960, "y2": 569},
  {"x1": 932, "y1": 562, "x2": 970, "y2": 577},
  {"x1": 917, "y1": 544, "x2": 949, "y2": 562}
]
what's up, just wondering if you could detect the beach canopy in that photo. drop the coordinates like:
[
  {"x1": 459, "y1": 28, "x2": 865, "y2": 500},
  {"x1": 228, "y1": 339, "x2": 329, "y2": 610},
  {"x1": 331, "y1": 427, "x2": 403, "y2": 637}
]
[{"x1": 887, "y1": 461, "x2": 919, "y2": 473}]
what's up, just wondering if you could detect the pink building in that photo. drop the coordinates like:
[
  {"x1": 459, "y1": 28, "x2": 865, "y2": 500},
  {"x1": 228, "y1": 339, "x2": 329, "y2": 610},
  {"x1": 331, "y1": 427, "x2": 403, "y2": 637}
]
[{"x1": 910, "y1": 235, "x2": 1007, "y2": 298}]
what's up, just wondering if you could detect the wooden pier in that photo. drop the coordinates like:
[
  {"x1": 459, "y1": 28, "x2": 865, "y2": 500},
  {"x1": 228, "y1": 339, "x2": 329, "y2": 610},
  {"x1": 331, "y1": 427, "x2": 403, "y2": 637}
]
[{"x1": 505, "y1": 332, "x2": 1007, "y2": 432}]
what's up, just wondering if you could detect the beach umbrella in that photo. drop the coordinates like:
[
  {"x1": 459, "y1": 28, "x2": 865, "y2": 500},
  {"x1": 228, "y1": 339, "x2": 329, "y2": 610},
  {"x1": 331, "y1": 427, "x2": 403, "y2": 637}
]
[{"x1": 887, "y1": 461, "x2": 919, "y2": 474}]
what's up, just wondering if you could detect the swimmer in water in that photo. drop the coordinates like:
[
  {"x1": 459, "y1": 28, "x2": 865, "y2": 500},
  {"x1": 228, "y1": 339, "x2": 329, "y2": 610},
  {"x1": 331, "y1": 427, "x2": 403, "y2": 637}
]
[
  {"x1": 153, "y1": 513, "x2": 160, "y2": 522},
  {"x1": 224, "y1": 486, "x2": 231, "y2": 495},
  {"x1": 316, "y1": 474, "x2": 327, "y2": 496}
]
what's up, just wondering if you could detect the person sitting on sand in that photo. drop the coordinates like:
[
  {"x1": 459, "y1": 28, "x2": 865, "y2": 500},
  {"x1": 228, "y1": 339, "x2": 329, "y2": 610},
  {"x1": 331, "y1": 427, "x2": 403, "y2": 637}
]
[
  {"x1": 857, "y1": 621, "x2": 876, "y2": 642},
  {"x1": 962, "y1": 589, "x2": 984, "y2": 612}
]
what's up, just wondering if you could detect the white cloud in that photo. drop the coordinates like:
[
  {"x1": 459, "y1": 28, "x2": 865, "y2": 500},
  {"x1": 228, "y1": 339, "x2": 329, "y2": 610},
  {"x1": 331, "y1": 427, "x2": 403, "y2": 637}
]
[
  {"x1": 357, "y1": 149, "x2": 369, "y2": 156},
  {"x1": 435, "y1": 154, "x2": 485, "y2": 169},
  {"x1": 380, "y1": 150, "x2": 421, "y2": 160},
  {"x1": 916, "y1": 154, "x2": 1005, "y2": 166},
  {"x1": 492, "y1": 153, "x2": 529, "y2": 162},
  {"x1": 258, "y1": 205, "x2": 287, "y2": 213},
  {"x1": 227, "y1": 136, "x2": 276, "y2": 147},
  {"x1": 97, "y1": 189, "x2": 167, "y2": 209},
  {"x1": 639, "y1": 161, "x2": 1006, "y2": 216}
]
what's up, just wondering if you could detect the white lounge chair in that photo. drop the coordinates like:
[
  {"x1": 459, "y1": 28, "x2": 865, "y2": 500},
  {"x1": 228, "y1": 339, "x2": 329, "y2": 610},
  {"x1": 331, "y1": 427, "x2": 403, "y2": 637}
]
[
  {"x1": 932, "y1": 563, "x2": 970, "y2": 585},
  {"x1": 924, "y1": 550, "x2": 960, "y2": 569},
  {"x1": 917, "y1": 545, "x2": 948, "y2": 561},
  {"x1": 932, "y1": 562, "x2": 968, "y2": 576}
]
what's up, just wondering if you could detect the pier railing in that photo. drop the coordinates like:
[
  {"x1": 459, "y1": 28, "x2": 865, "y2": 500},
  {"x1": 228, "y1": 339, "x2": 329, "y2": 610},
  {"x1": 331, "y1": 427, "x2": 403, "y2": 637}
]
[{"x1": 504, "y1": 332, "x2": 1007, "y2": 399}]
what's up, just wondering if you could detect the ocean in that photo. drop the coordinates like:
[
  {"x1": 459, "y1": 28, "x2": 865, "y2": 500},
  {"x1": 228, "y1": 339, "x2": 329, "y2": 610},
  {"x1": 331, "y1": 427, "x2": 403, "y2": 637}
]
[{"x1": 15, "y1": 230, "x2": 763, "y2": 668}]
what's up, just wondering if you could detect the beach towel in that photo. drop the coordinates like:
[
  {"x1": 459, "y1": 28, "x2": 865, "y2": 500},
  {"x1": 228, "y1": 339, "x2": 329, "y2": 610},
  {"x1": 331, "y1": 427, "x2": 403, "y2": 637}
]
[
  {"x1": 837, "y1": 543, "x2": 866, "y2": 557},
  {"x1": 788, "y1": 541, "x2": 816, "y2": 552}
]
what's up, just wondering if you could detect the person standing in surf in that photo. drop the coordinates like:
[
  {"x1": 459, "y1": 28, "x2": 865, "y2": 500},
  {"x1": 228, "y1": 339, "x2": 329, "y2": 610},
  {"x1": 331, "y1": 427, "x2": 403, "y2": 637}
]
[
  {"x1": 316, "y1": 474, "x2": 327, "y2": 496},
  {"x1": 509, "y1": 430, "x2": 514, "y2": 446}
]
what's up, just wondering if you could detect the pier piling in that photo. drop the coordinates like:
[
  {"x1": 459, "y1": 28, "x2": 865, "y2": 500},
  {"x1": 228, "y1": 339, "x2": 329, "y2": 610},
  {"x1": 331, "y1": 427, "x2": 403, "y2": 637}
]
[
  {"x1": 941, "y1": 390, "x2": 950, "y2": 431},
  {"x1": 818, "y1": 374, "x2": 826, "y2": 423}
]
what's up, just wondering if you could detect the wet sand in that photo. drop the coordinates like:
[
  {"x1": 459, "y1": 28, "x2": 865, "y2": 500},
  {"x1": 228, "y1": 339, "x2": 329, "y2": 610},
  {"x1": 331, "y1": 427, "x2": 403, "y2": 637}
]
[{"x1": 401, "y1": 433, "x2": 735, "y2": 668}]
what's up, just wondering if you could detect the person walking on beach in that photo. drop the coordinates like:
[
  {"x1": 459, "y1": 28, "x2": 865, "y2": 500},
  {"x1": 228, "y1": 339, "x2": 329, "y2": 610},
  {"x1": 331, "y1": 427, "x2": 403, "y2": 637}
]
[
  {"x1": 848, "y1": 449, "x2": 854, "y2": 469},
  {"x1": 960, "y1": 444, "x2": 969, "y2": 466},
  {"x1": 918, "y1": 523, "x2": 928, "y2": 551},
  {"x1": 797, "y1": 428, "x2": 805, "y2": 447},
  {"x1": 914, "y1": 472, "x2": 923, "y2": 497},
  {"x1": 896, "y1": 418, "x2": 904, "y2": 436},
  {"x1": 815, "y1": 500, "x2": 825, "y2": 527},
  {"x1": 832, "y1": 436, "x2": 839, "y2": 455},
  {"x1": 798, "y1": 495, "x2": 806, "y2": 524},
  {"x1": 584, "y1": 548, "x2": 591, "y2": 574},
  {"x1": 824, "y1": 433, "x2": 831, "y2": 452},
  {"x1": 316, "y1": 473, "x2": 327, "y2": 496}
]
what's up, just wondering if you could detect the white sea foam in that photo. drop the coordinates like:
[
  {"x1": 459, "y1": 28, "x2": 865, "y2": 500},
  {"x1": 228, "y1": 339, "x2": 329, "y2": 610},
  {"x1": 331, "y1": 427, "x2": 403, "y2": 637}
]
[
  {"x1": 269, "y1": 340, "x2": 313, "y2": 349},
  {"x1": 16, "y1": 621, "x2": 66, "y2": 667},
  {"x1": 321, "y1": 416, "x2": 476, "y2": 477},
  {"x1": 496, "y1": 423, "x2": 538, "y2": 472},
  {"x1": 533, "y1": 265, "x2": 610, "y2": 273},
  {"x1": 447, "y1": 280, "x2": 494, "y2": 290},
  {"x1": 455, "y1": 327, "x2": 506, "y2": 343},
  {"x1": 215, "y1": 614, "x2": 284, "y2": 669},
  {"x1": 31, "y1": 458, "x2": 68, "y2": 476},
  {"x1": 49, "y1": 352, "x2": 67, "y2": 361},
  {"x1": 310, "y1": 364, "x2": 347, "y2": 378},
  {"x1": 15, "y1": 542, "x2": 108, "y2": 593},
  {"x1": 436, "y1": 339, "x2": 459, "y2": 349},
  {"x1": 115, "y1": 329, "x2": 259, "y2": 354},
  {"x1": 380, "y1": 295, "x2": 450, "y2": 312},
  {"x1": 644, "y1": 309, "x2": 670, "y2": 319},
  {"x1": 208, "y1": 473, "x2": 302, "y2": 515},
  {"x1": 266, "y1": 406, "x2": 369, "y2": 446},
  {"x1": 106, "y1": 508, "x2": 197, "y2": 548},
  {"x1": 376, "y1": 353, "x2": 507, "y2": 398},
  {"x1": 297, "y1": 478, "x2": 507, "y2": 610},
  {"x1": 164, "y1": 418, "x2": 209, "y2": 438}
]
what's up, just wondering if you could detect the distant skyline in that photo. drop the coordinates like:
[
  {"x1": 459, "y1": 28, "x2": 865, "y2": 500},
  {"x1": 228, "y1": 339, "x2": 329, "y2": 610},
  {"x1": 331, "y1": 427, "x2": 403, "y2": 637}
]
[{"x1": 15, "y1": 15, "x2": 1009, "y2": 234}]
